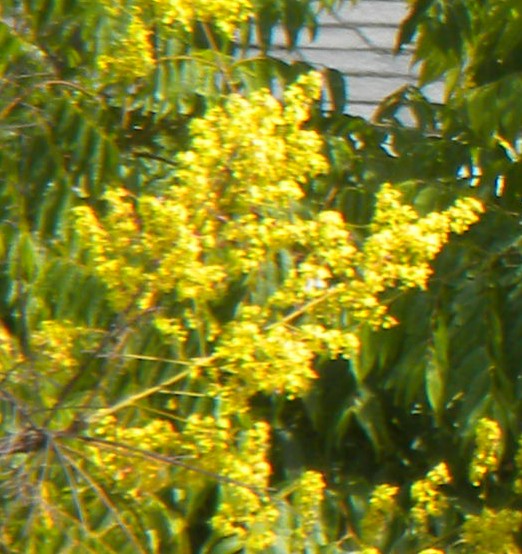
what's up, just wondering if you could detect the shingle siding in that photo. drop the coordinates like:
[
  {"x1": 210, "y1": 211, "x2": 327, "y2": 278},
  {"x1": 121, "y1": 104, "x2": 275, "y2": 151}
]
[{"x1": 272, "y1": 0, "x2": 444, "y2": 118}]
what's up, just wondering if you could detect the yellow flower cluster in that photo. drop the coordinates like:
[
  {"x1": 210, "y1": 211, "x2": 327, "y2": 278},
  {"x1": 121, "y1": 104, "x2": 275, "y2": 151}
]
[
  {"x1": 71, "y1": 72, "x2": 486, "y2": 549},
  {"x1": 267, "y1": 185, "x2": 482, "y2": 332},
  {"x1": 360, "y1": 483, "x2": 399, "y2": 546},
  {"x1": 462, "y1": 508, "x2": 522, "y2": 553},
  {"x1": 97, "y1": 6, "x2": 154, "y2": 81},
  {"x1": 300, "y1": 324, "x2": 360, "y2": 359},
  {"x1": 151, "y1": 0, "x2": 253, "y2": 35},
  {"x1": 363, "y1": 185, "x2": 484, "y2": 294},
  {"x1": 469, "y1": 417, "x2": 503, "y2": 487},
  {"x1": 75, "y1": 73, "x2": 481, "y2": 458},
  {"x1": 95, "y1": 0, "x2": 253, "y2": 80},
  {"x1": 214, "y1": 317, "x2": 317, "y2": 403},
  {"x1": 176, "y1": 72, "x2": 325, "y2": 229},
  {"x1": 74, "y1": 75, "x2": 328, "y2": 407},
  {"x1": 0, "y1": 320, "x2": 100, "y2": 404},
  {"x1": 90, "y1": 415, "x2": 175, "y2": 497},
  {"x1": 410, "y1": 462, "x2": 452, "y2": 534},
  {"x1": 355, "y1": 432, "x2": 522, "y2": 553},
  {"x1": 291, "y1": 470, "x2": 326, "y2": 545},
  {"x1": 177, "y1": 415, "x2": 277, "y2": 549},
  {"x1": 32, "y1": 321, "x2": 99, "y2": 375},
  {"x1": 74, "y1": 189, "x2": 227, "y2": 313},
  {"x1": 0, "y1": 324, "x2": 23, "y2": 374}
]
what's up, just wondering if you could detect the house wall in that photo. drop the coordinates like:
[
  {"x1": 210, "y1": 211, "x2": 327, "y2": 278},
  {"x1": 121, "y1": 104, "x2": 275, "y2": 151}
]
[{"x1": 270, "y1": 0, "x2": 444, "y2": 119}]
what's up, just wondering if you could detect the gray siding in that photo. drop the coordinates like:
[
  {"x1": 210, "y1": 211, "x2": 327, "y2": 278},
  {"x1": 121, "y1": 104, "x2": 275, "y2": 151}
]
[{"x1": 272, "y1": 0, "x2": 444, "y2": 119}]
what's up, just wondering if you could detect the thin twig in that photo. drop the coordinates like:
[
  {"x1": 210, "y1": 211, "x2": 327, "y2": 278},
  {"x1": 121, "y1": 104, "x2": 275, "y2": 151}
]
[
  {"x1": 21, "y1": 436, "x2": 53, "y2": 541},
  {"x1": 51, "y1": 441, "x2": 87, "y2": 526},
  {"x1": 57, "y1": 445, "x2": 147, "y2": 554},
  {"x1": 264, "y1": 286, "x2": 340, "y2": 331},
  {"x1": 88, "y1": 367, "x2": 193, "y2": 423},
  {"x1": 46, "y1": 304, "x2": 152, "y2": 427}
]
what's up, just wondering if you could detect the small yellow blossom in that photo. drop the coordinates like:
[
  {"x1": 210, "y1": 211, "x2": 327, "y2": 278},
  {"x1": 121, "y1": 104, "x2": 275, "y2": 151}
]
[
  {"x1": 292, "y1": 471, "x2": 326, "y2": 545},
  {"x1": 361, "y1": 484, "x2": 399, "y2": 545},
  {"x1": 411, "y1": 462, "x2": 452, "y2": 534},
  {"x1": 97, "y1": 9, "x2": 154, "y2": 80},
  {"x1": 462, "y1": 508, "x2": 522, "y2": 553},
  {"x1": 151, "y1": 0, "x2": 253, "y2": 35},
  {"x1": 470, "y1": 418, "x2": 503, "y2": 487},
  {"x1": 90, "y1": 415, "x2": 177, "y2": 496}
]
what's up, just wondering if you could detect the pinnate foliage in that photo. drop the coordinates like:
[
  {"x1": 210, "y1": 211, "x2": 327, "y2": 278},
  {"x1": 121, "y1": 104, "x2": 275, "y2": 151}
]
[
  {"x1": 1, "y1": 0, "x2": 521, "y2": 552},
  {"x1": 0, "y1": 61, "x2": 481, "y2": 549}
]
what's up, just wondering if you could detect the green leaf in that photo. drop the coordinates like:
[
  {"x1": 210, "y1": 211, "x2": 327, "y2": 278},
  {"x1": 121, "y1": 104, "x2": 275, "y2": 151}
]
[
  {"x1": 323, "y1": 67, "x2": 346, "y2": 114},
  {"x1": 9, "y1": 232, "x2": 40, "y2": 283},
  {"x1": 425, "y1": 349, "x2": 444, "y2": 421}
]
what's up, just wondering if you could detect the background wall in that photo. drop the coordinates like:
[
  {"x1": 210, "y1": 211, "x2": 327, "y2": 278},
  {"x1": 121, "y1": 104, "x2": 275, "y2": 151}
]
[{"x1": 270, "y1": 0, "x2": 444, "y2": 118}]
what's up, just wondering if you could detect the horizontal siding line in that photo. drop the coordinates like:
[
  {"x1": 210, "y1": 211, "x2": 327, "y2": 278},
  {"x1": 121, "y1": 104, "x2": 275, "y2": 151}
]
[
  {"x1": 268, "y1": 44, "x2": 410, "y2": 54},
  {"x1": 264, "y1": 43, "x2": 413, "y2": 54},
  {"x1": 346, "y1": 73, "x2": 415, "y2": 79},
  {"x1": 297, "y1": 46, "x2": 410, "y2": 55},
  {"x1": 314, "y1": 67, "x2": 417, "y2": 79},
  {"x1": 348, "y1": 100, "x2": 390, "y2": 106},
  {"x1": 257, "y1": 1, "x2": 441, "y2": 117},
  {"x1": 318, "y1": 22, "x2": 403, "y2": 29}
]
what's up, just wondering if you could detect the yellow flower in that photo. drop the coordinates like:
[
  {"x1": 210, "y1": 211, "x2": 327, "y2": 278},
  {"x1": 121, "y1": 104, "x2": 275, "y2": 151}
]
[
  {"x1": 470, "y1": 418, "x2": 503, "y2": 487},
  {"x1": 462, "y1": 508, "x2": 522, "y2": 553},
  {"x1": 97, "y1": 9, "x2": 154, "y2": 80},
  {"x1": 152, "y1": 0, "x2": 253, "y2": 35},
  {"x1": 411, "y1": 463, "x2": 452, "y2": 534},
  {"x1": 361, "y1": 483, "x2": 399, "y2": 546},
  {"x1": 292, "y1": 471, "x2": 326, "y2": 544}
]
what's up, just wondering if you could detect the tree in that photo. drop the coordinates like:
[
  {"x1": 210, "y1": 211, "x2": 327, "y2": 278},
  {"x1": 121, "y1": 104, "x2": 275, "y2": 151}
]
[
  {"x1": 317, "y1": 0, "x2": 522, "y2": 551},
  {"x1": 0, "y1": 0, "x2": 518, "y2": 553}
]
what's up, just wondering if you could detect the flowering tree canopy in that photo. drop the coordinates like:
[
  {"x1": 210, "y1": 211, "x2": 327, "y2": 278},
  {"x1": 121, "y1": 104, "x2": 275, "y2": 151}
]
[{"x1": 1, "y1": 0, "x2": 522, "y2": 552}]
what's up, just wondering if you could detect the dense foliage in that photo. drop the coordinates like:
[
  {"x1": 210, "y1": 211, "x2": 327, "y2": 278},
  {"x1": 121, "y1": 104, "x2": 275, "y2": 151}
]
[{"x1": 0, "y1": 0, "x2": 521, "y2": 552}]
